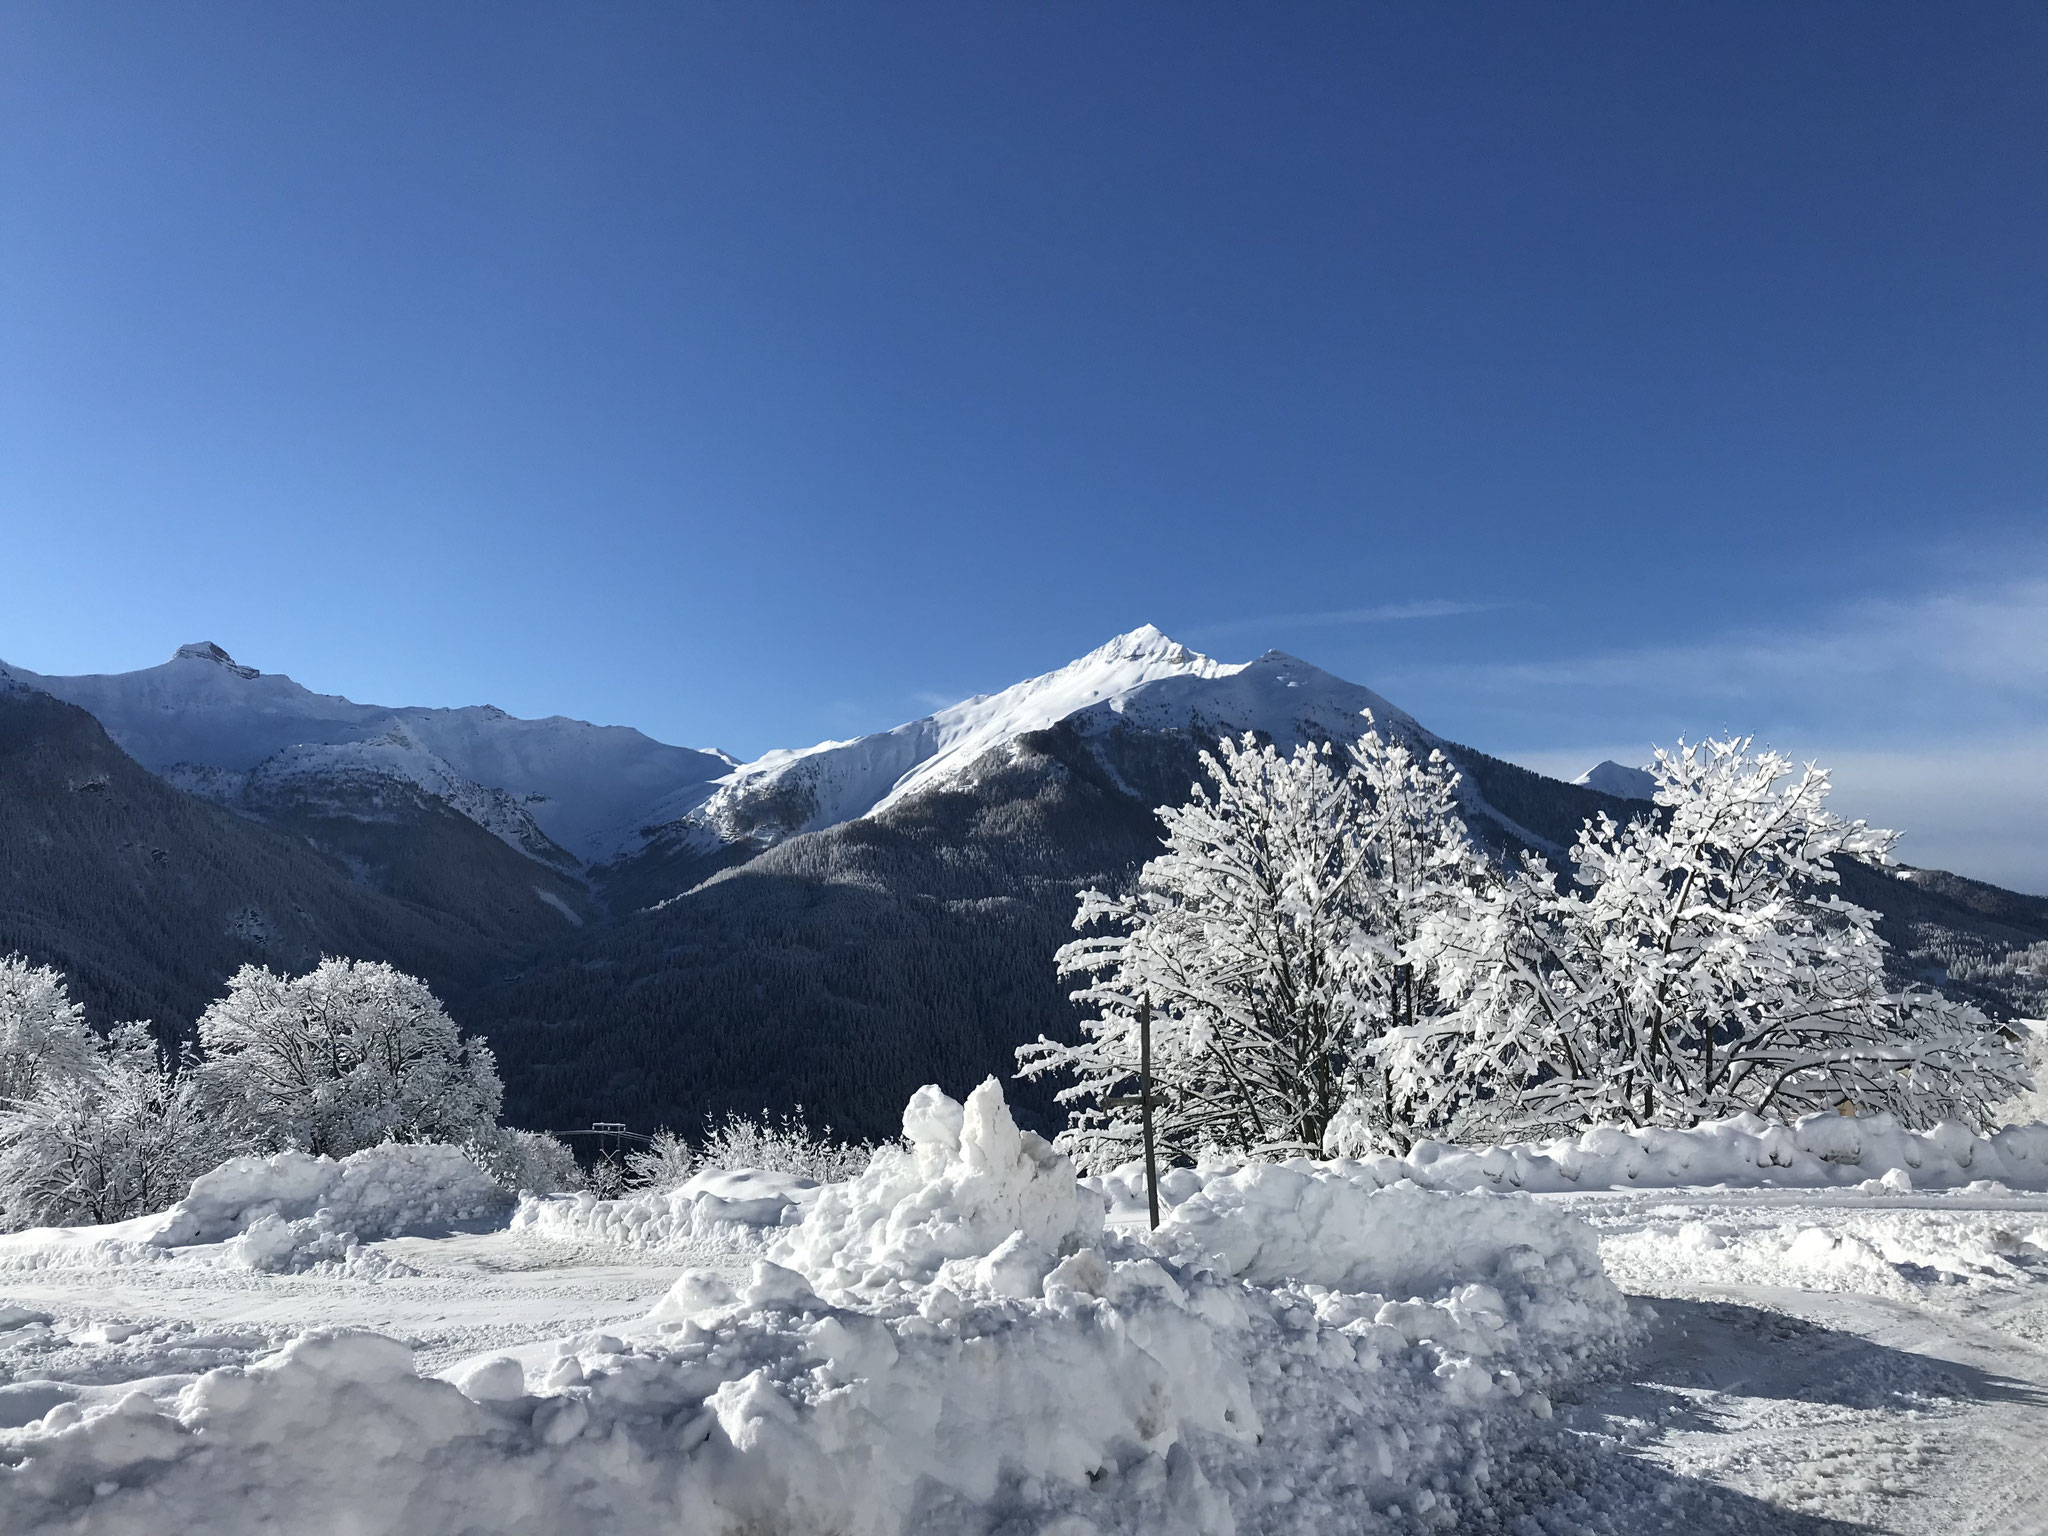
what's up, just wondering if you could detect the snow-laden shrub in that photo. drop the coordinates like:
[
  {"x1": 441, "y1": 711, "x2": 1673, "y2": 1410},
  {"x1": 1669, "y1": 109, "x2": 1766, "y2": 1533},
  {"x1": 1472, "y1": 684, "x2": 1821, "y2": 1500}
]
[
  {"x1": 1394, "y1": 737, "x2": 2028, "y2": 1135},
  {"x1": 622, "y1": 1128, "x2": 693, "y2": 1189},
  {"x1": 0, "y1": 1022, "x2": 212, "y2": 1232},
  {"x1": 197, "y1": 959, "x2": 503, "y2": 1157},
  {"x1": 696, "y1": 1105, "x2": 877, "y2": 1183},
  {"x1": 1023, "y1": 726, "x2": 1481, "y2": 1166},
  {"x1": 464, "y1": 1126, "x2": 583, "y2": 1195}
]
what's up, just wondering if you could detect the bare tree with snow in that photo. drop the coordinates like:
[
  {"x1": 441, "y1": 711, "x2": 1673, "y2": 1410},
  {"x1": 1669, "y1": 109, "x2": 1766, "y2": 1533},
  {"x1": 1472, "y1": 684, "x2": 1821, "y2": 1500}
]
[
  {"x1": 0, "y1": 1022, "x2": 211, "y2": 1230},
  {"x1": 1021, "y1": 733, "x2": 1382, "y2": 1168},
  {"x1": 1396, "y1": 738, "x2": 2029, "y2": 1135},
  {"x1": 1331, "y1": 723, "x2": 1490, "y2": 1152},
  {"x1": 197, "y1": 958, "x2": 504, "y2": 1157},
  {"x1": 0, "y1": 955, "x2": 96, "y2": 1107}
]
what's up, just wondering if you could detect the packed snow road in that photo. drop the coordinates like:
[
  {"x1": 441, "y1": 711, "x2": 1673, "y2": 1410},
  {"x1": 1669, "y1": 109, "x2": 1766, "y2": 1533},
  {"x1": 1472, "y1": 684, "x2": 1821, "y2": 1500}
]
[{"x1": 1552, "y1": 1187, "x2": 2048, "y2": 1535}]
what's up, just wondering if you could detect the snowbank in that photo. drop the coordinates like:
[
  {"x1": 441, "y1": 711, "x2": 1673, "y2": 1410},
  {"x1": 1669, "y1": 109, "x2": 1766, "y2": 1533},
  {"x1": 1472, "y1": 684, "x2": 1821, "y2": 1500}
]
[
  {"x1": 0, "y1": 1079, "x2": 1636, "y2": 1535},
  {"x1": 0, "y1": 1144, "x2": 510, "y2": 1276},
  {"x1": 1093, "y1": 1113, "x2": 2048, "y2": 1216},
  {"x1": 511, "y1": 1167, "x2": 818, "y2": 1250}
]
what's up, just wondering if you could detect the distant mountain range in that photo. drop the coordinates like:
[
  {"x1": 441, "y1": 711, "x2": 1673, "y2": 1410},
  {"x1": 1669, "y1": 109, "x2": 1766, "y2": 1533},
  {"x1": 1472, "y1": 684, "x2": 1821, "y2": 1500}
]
[{"x1": 4, "y1": 630, "x2": 2042, "y2": 1139}]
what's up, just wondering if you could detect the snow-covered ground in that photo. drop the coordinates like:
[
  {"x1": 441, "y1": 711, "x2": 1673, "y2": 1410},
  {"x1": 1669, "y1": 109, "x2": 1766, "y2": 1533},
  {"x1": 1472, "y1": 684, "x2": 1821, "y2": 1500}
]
[{"x1": 3, "y1": 1099, "x2": 2045, "y2": 1533}]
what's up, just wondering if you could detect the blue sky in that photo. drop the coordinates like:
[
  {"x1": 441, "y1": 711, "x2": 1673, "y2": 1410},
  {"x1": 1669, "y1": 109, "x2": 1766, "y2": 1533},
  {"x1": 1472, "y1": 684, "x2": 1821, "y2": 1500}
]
[{"x1": 3, "y1": 4, "x2": 2045, "y2": 889}]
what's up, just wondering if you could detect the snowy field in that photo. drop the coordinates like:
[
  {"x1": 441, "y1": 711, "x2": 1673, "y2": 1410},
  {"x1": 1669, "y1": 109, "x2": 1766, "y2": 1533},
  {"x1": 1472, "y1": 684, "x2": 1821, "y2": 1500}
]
[{"x1": 2, "y1": 1092, "x2": 2045, "y2": 1533}]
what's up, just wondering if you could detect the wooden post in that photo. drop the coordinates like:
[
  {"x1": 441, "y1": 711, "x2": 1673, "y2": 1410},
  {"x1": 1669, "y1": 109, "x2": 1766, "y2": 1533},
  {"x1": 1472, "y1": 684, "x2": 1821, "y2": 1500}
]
[{"x1": 1139, "y1": 994, "x2": 1160, "y2": 1231}]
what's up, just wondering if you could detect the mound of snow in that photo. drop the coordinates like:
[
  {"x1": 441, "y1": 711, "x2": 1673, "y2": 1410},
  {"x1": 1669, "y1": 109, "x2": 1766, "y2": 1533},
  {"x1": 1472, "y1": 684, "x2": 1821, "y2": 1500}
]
[
  {"x1": 1096, "y1": 1114, "x2": 2048, "y2": 1214},
  {"x1": 512, "y1": 1167, "x2": 819, "y2": 1250},
  {"x1": 0, "y1": 1081, "x2": 1638, "y2": 1535},
  {"x1": 772, "y1": 1079, "x2": 1104, "y2": 1298},
  {"x1": 0, "y1": 1144, "x2": 509, "y2": 1277}
]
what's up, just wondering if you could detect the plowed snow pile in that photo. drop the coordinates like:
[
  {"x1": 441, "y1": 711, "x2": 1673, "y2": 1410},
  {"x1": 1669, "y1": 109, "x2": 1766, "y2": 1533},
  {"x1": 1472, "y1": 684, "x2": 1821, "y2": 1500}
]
[
  {"x1": 0, "y1": 1081, "x2": 1634, "y2": 1535},
  {"x1": 0, "y1": 1143, "x2": 510, "y2": 1277},
  {"x1": 1091, "y1": 1111, "x2": 2048, "y2": 1218},
  {"x1": 510, "y1": 1166, "x2": 817, "y2": 1250}
]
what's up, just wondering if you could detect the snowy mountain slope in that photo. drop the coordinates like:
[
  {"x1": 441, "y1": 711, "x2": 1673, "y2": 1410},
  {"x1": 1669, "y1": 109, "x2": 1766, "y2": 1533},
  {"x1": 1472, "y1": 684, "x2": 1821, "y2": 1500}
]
[
  {"x1": 0, "y1": 688, "x2": 597, "y2": 1040},
  {"x1": 696, "y1": 626, "x2": 1240, "y2": 843},
  {"x1": 1574, "y1": 760, "x2": 1657, "y2": 801},
  {"x1": 0, "y1": 645, "x2": 732, "y2": 865},
  {"x1": 696, "y1": 626, "x2": 1442, "y2": 847}
]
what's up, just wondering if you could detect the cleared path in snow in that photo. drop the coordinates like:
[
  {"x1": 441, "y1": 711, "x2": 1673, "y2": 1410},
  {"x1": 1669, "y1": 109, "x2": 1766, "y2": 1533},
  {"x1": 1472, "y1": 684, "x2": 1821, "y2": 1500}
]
[{"x1": 1550, "y1": 1187, "x2": 2048, "y2": 1535}]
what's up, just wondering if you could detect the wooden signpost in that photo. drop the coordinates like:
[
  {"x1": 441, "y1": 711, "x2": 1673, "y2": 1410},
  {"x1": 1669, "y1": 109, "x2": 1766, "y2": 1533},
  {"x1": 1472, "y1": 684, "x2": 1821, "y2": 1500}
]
[{"x1": 1106, "y1": 994, "x2": 1161, "y2": 1230}]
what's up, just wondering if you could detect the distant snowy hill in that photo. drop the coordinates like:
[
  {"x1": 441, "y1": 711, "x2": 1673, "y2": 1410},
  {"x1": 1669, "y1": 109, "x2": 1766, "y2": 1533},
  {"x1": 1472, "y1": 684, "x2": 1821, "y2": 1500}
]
[
  {"x1": 0, "y1": 644, "x2": 733, "y2": 866},
  {"x1": 1573, "y1": 760, "x2": 1657, "y2": 801}
]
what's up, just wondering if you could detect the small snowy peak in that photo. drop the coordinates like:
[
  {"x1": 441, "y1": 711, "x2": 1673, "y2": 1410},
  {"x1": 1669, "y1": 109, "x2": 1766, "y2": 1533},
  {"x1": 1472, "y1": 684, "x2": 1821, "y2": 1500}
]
[
  {"x1": 704, "y1": 627, "x2": 1243, "y2": 840},
  {"x1": 171, "y1": 641, "x2": 260, "y2": 679},
  {"x1": 1075, "y1": 646, "x2": 1419, "y2": 747},
  {"x1": 1573, "y1": 760, "x2": 1657, "y2": 801}
]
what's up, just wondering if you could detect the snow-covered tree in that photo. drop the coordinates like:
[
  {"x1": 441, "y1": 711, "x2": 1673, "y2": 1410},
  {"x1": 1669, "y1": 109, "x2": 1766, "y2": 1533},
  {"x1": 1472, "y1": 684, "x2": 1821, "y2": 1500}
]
[
  {"x1": 0, "y1": 1022, "x2": 211, "y2": 1230},
  {"x1": 1021, "y1": 733, "x2": 1381, "y2": 1168},
  {"x1": 197, "y1": 958, "x2": 503, "y2": 1157},
  {"x1": 0, "y1": 955, "x2": 95, "y2": 1107},
  {"x1": 1331, "y1": 724, "x2": 1489, "y2": 1152},
  {"x1": 1397, "y1": 738, "x2": 2029, "y2": 1134}
]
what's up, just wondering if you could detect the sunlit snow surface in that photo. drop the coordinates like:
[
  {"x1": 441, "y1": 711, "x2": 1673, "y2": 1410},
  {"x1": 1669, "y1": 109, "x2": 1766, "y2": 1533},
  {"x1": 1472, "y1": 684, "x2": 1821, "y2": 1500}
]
[{"x1": 3, "y1": 1097, "x2": 2046, "y2": 1533}]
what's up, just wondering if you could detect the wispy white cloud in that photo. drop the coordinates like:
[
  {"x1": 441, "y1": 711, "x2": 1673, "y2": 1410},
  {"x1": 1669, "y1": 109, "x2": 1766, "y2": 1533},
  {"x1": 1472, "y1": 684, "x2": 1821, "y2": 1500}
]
[
  {"x1": 1419, "y1": 572, "x2": 2048, "y2": 892},
  {"x1": 1192, "y1": 598, "x2": 1503, "y2": 641},
  {"x1": 1398, "y1": 577, "x2": 2048, "y2": 736}
]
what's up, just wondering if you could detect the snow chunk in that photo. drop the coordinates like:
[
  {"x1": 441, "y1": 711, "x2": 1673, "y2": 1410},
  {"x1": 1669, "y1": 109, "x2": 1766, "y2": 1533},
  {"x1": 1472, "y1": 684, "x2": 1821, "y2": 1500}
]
[
  {"x1": 772, "y1": 1078, "x2": 1104, "y2": 1298},
  {"x1": 512, "y1": 1166, "x2": 820, "y2": 1251}
]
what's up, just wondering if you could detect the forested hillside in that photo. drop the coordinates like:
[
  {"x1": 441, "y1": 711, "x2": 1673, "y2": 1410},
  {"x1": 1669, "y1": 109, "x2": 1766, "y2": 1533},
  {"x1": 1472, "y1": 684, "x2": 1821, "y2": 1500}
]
[{"x1": 0, "y1": 689, "x2": 589, "y2": 1040}]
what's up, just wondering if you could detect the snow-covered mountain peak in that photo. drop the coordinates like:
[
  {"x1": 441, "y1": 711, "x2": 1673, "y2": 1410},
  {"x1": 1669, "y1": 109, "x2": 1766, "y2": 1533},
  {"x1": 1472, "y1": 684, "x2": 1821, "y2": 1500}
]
[
  {"x1": 1573, "y1": 760, "x2": 1657, "y2": 801},
  {"x1": 694, "y1": 628, "x2": 1248, "y2": 843},
  {"x1": 1079, "y1": 623, "x2": 1222, "y2": 674},
  {"x1": 171, "y1": 641, "x2": 260, "y2": 678},
  {"x1": 5, "y1": 651, "x2": 732, "y2": 866}
]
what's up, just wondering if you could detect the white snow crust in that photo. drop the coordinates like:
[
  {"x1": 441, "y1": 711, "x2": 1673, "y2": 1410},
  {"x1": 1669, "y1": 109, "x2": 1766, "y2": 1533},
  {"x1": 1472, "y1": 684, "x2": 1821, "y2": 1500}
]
[
  {"x1": 0, "y1": 1080, "x2": 1636, "y2": 1534},
  {"x1": 1571, "y1": 760, "x2": 1657, "y2": 800},
  {"x1": 1092, "y1": 1113, "x2": 2048, "y2": 1219}
]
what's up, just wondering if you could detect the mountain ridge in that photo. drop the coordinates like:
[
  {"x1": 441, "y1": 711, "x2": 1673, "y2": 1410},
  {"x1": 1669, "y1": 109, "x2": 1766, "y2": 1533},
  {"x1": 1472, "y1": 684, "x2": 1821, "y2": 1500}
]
[{"x1": 6, "y1": 630, "x2": 2043, "y2": 1140}]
